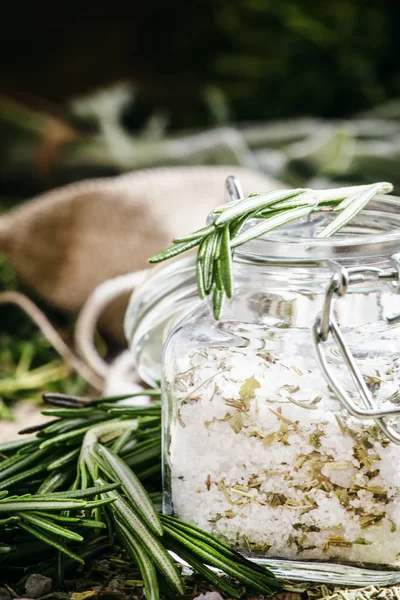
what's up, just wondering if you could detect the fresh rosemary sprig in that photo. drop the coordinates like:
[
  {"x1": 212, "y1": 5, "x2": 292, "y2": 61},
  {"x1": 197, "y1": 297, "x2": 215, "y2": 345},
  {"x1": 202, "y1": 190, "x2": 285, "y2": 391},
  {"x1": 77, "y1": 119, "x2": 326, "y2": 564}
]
[
  {"x1": 0, "y1": 391, "x2": 279, "y2": 598},
  {"x1": 149, "y1": 182, "x2": 393, "y2": 318}
]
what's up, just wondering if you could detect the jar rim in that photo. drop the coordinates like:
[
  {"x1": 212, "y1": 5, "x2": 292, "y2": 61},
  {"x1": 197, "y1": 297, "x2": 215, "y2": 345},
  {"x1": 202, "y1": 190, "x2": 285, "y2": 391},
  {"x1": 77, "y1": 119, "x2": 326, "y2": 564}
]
[{"x1": 234, "y1": 193, "x2": 400, "y2": 263}]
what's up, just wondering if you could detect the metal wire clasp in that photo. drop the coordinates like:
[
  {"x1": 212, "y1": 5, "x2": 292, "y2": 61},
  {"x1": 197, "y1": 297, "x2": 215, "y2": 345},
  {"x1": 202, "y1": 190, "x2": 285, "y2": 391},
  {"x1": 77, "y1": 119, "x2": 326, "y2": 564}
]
[{"x1": 313, "y1": 257, "x2": 400, "y2": 445}]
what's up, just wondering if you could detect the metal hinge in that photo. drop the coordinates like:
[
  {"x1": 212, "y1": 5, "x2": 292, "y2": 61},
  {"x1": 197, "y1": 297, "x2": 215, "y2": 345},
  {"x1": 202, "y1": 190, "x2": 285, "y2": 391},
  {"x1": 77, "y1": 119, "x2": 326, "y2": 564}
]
[{"x1": 313, "y1": 254, "x2": 400, "y2": 444}]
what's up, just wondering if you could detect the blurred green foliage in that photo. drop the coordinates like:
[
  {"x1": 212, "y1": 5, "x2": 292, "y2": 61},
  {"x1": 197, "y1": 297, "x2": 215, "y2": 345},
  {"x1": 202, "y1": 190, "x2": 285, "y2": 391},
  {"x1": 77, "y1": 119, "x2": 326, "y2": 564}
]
[
  {"x1": 210, "y1": 1, "x2": 399, "y2": 122},
  {"x1": 122, "y1": 0, "x2": 400, "y2": 126},
  {"x1": 2, "y1": 1, "x2": 399, "y2": 128},
  {"x1": 0, "y1": 256, "x2": 87, "y2": 417}
]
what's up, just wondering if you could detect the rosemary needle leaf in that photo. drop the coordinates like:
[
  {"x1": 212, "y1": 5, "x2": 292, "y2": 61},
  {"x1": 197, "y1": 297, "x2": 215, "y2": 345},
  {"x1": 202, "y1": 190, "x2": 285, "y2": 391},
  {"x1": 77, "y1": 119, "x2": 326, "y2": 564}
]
[
  {"x1": 0, "y1": 447, "x2": 47, "y2": 479},
  {"x1": 167, "y1": 538, "x2": 240, "y2": 599},
  {"x1": 21, "y1": 513, "x2": 84, "y2": 542},
  {"x1": 161, "y1": 515, "x2": 239, "y2": 562},
  {"x1": 47, "y1": 448, "x2": 81, "y2": 471},
  {"x1": 214, "y1": 189, "x2": 305, "y2": 226},
  {"x1": 196, "y1": 259, "x2": 206, "y2": 300},
  {"x1": 104, "y1": 491, "x2": 184, "y2": 594},
  {"x1": 212, "y1": 288, "x2": 225, "y2": 320},
  {"x1": 32, "y1": 482, "x2": 120, "y2": 499},
  {"x1": 19, "y1": 521, "x2": 85, "y2": 564},
  {"x1": 258, "y1": 194, "x2": 318, "y2": 215},
  {"x1": 41, "y1": 407, "x2": 101, "y2": 417},
  {"x1": 173, "y1": 224, "x2": 215, "y2": 243},
  {"x1": 203, "y1": 231, "x2": 218, "y2": 293},
  {"x1": 148, "y1": 237, "x2": 203, "y2": 264},
  {"x1": 94, "y1": 443, "x2": 163, "y2": 535},
  {"x1": 116, "y1": 517, "x2": 160, "y2": 600},
  {"x1": 39, "y1": 425, "x2": 95, "y2": 449},
  {"x1": 0, "y1": 464, "x2": 49, "y2": 491},
  {"x1": 162, "y1": 524, "x2": 277, "y2": 593},
  {"x1": 38, "y1": 470, "x2": 71, "y2": 494},
  {"x1": 317, "y1": 182, "x2": 392, "y2": 238},
  {"x1": 35, "y1": 512, "x2": 106, "y2": 529},
  {"x1": 0, "y1": 499, "x2": 87, "y2": 511},
  {"x1": 219, "y1": 225, "x2": 233, "y2": 297},
  {"x1": 0, "y1": 438, "x2": 36, "y2": 453},
  {"x1": 231, "y1": 204, "x2": 314, "y2": 248}
]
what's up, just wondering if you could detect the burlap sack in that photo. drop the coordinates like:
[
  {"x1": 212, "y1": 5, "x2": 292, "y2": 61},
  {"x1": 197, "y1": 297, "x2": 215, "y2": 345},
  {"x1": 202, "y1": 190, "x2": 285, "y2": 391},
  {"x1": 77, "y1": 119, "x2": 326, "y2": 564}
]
[{"x1": 0, "y1": 166, "x2": 282, "y2": 341}]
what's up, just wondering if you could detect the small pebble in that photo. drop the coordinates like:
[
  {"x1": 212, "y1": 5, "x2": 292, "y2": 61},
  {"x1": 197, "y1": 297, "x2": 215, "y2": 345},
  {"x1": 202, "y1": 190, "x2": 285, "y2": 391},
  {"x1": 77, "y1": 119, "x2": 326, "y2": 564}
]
[
  {"x1": 25, "y1": 573, "x2": 52, "y2": 598},
  {"x1": 194, "y1": 592, "x2": 224, "y2": 600},
  {"x1": 0, "y1": 588, "x2": 12, "y2": 600}
]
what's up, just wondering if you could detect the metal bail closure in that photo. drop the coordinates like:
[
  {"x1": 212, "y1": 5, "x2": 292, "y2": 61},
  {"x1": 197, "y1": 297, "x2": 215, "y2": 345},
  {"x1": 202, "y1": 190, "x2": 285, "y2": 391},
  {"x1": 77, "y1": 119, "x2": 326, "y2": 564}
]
[{"x1": 313, "y1": 259, "x2": 400, "y2": 445}]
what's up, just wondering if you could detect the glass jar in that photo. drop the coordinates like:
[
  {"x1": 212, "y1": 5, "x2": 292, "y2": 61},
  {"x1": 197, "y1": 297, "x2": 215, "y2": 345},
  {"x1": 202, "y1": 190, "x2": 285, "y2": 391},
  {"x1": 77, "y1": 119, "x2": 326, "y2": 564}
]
[{"x1": 161, "y1": 193, "x2": 400, "y2": 585}]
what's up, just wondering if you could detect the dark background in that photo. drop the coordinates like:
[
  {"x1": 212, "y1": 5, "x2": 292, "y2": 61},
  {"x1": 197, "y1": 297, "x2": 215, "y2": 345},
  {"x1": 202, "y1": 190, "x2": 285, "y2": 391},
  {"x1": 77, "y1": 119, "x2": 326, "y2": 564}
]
[
  {"x1": 1, "y1": 1, "x2": 400, "y2": 128},
  {"x1": 1, "y1": 0, "x2": 400, "y2": 413}
]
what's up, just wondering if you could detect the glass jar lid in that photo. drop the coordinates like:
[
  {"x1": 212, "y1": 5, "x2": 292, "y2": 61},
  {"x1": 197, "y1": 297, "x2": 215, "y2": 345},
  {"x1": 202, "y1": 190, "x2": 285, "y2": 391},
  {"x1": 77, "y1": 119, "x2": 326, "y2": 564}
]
[{"x1": 125, "y1": 190, "x2": 400, "y2": 386}]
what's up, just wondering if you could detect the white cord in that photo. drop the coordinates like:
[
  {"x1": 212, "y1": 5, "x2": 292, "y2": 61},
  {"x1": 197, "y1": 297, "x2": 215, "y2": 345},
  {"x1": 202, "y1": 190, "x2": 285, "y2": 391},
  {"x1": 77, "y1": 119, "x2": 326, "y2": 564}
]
[
  {"x1": 74, "y1": 270, "x2": 150, "y2": 379},
  {"x1": 0, "y1": 291, "x2": 104, "y2": 390}
]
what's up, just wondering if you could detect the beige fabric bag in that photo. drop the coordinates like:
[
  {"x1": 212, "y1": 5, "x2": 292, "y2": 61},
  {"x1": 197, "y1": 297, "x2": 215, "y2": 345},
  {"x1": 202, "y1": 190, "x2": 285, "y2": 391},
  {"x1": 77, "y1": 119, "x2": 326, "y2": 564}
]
[
  {"x1": 0, "y1": 166, "x2": 282, "y2": 338},
  {"x1": 0, "y1": 166, "x2": 283, "y2": 440}
]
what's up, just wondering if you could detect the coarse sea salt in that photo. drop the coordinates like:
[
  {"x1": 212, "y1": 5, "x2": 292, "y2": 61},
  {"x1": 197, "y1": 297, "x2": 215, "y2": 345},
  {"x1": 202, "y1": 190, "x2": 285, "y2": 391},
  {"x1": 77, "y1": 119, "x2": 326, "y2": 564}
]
[{"x1": 166, "y1": 325, "x2": 400, "y2": 567}]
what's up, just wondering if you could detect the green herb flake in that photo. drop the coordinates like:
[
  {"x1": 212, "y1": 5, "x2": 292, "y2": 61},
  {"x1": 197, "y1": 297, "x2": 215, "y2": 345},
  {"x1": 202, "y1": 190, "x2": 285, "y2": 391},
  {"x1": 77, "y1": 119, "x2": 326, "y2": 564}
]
[{"x1": 239, "y1": 376, "x2": 261, "y2": 409}]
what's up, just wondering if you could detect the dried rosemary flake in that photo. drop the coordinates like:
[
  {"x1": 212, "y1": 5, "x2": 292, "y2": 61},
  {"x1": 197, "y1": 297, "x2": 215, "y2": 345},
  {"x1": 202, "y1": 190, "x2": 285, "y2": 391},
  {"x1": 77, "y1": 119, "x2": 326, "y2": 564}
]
[
  {"x1": 231, "y1": 486, "x2": 256, "y2": 499},
  {"x1": 268, "y1": 407, "x2": 293, "y2": 425},
  {"x1": 265, "y1": 492, "x2": 287, "y2": 507},
  {"x1": 239, "y1": 375, "x2": 261, "y2": 409},
  {"x1": 326, "y1": 536, "x2": 353, "y2": 548},
  {"x1": 309, "y1": 432, "x2": 322, "y2": 448},
  {"x1": 227, "y1": 411, "x2": 244, "y2": 433},
  {"x1": 283, "y1": 384, "x2": 300, "y2": 394},
  {"x1": 218, "y1": 479, "x2": 234, "y2": 505},
  {"x1": 359, "y1": 514, "x2": 385, "y2": 529},
  {"x1": 224, "y1": 398, "x2": 247, "y2": 411},
  {"x1": 291, "y1": 365, "x2": 304, "y2": 376}
]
